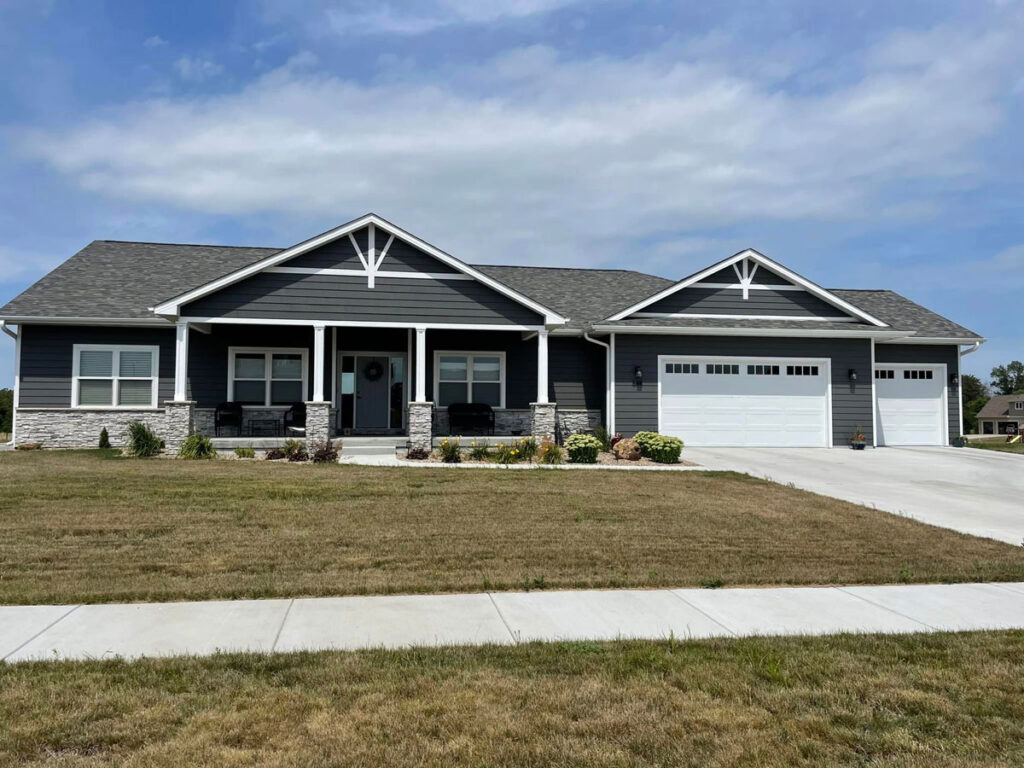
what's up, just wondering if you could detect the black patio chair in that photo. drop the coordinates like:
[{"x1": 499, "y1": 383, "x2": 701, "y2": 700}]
[
  {"x1": 214, "y1": 402, "x2": 243, "y2": 437},
  {"x1": 447, "y1": 402, "x2": 495, "y2": 435}
]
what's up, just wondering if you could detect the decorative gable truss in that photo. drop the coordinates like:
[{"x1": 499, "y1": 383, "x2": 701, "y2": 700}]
[{"x1": 605, "y1": 249, "x2": 888, "y2": 326}]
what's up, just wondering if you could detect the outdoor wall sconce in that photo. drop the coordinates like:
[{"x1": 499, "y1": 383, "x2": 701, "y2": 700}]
[
  {"x1": 848, "y1": 368, "x2": 858, "y2": 381},
  {"x1": 634, "y1": 366, "x2": 644, "y2": 387},
  {"x1": 950, "y1": 374, "x2": 960, "y2": 387}
]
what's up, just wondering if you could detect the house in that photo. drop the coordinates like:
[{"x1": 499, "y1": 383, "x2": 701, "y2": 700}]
[
  {"x1": 976, "y1": 395, "x2": 1024, "y2": 436},
  {"x1": 0, "y1": 213, "x2": 984, "y2": 451}
]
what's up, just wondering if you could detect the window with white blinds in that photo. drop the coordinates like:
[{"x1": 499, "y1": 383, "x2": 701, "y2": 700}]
[{"x1": 72, "y1": 345, "x2": 160, "y2": 408}]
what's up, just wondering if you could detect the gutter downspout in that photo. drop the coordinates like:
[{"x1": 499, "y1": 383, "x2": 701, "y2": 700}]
[
  {"x1": 1, "y1": 321, "x2": 17, "y2": 445},
  {"x1": 584, "y1": 331, "x2": 612, "y2": 433},
  {"x1": 958, "y1": 341, "x2": 983, "y2": 438}
]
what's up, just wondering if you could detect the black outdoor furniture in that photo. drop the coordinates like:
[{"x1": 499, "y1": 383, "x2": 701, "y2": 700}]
[
  {"x1": 447, "y1": 402, "x2": 495, "y2": 435},
  {"x1": 214, "y1": 402, "x2": 243, "y2": 436},
  {"x1": 284, "y1": 402, "x2": 306, "y2": 436},
  {"x1": 248, "y1": 418, "x2": 281, "y2": 437}
]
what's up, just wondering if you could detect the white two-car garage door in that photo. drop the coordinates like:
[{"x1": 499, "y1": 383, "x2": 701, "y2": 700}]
[
  {"x1": 874, "y1": 364, "x2": 947, "y2": 446},
  {"x1": 658, "y1": 356, "x2": 830, "y2": 447}
]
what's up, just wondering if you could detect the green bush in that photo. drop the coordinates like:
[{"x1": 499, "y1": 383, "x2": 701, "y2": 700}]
[
  {"x1": 234, "y1": 445, "x2": 256, "y2": 459},
  {"x1": 494, "y1": 442, "x2": 520, "y2": 464},
  {"x1": 633, "y1": 431, "x2": 660, "y2": 457},
  {"x1": 517, "y1": 436, "x2": 538, "y2": 461},
  {"x1": 178, "y1": 433, "x2": 216, "y2": 460},
  {"x1": 565, "y1": 433, "x2": 601, "y2": 464},
  {"x1": 123, "y1": 420, "x2": 163, "y2": 458},
  {"x1": 283, "y1": 438, "x2": 305, "y2": 460},
  {"x1": 310, "y1": 440, "x2": 339, "y2": 463},
  {"x1": 98, "y1": 428, "x2": 111, "y2": 450},
  {"x1": 633, "y1": 432, "x2": 683, "y2": 464},
  {"x1": 265, "y1": 447, "x2": 286, "y2": 460},
  {"x1": 592, "y1": 425, "x2": 612, "y2": 452},
  {"x1": 439, "y1": 436, "x2": 462, "y2": 463},
  {"x1": 537, "y1": 438, "x2": 563, "y2": 465},
  {"x1": 468, "y1": 441, "x2": 490, "y2": 461}
]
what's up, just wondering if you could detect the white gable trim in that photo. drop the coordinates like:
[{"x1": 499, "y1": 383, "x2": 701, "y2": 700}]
[
  {"x1": 152, "y1": 213, "x2": 567, "y2": 325},
  {"x1": 604, "y1": 249, "x2": 887, "y2": 327}
]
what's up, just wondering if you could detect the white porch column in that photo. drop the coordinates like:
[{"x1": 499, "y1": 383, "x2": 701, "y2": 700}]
[
  {"x1": 173, "y1": 321, "x2": 189, "y2": 401},
  {"x1": 312, "y1": 323, "x2": 326, "y2": 402},
  {"x1": 415, "y1": 327, "x2": 427, "y2": 401},
  {"x1": 536, "y1": 329, "x2": 549, "y2": 404}
]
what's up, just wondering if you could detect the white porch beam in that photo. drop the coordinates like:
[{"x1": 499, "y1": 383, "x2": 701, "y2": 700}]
[
  {"x1": 173, "y1": 321, "x2": 189, "y2": 401},
  {"x1": 415, "y1": 327, "x2": 427, "y2": 401},
  {"x1": 536, "y1": 329, "x2": 549, "y2": 404},
  {"x1": 312, "y1": 324, "x2": 326, "y2": 401}
]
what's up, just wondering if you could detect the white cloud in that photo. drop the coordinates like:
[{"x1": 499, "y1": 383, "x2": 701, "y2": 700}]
[
  {"x1": 20, "y1": 18, "x2": 1022, "y2": 270},
  {"x1": 144, "y1": 35, "x2": 168, "y2": 48},
  {"x1": 174, "y1": 56, "x2": 224, "y2": 82},
  {"x1": 0, "y1": 247, "x2": 61, "y2": 285}
]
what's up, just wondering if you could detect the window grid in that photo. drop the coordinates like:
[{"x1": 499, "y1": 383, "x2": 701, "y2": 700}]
[
  {"x1": 665, "y1": 363, "x2": 698, "y2": 374},
  {"x1": 903, "y1": 369, "x2": 934, "y2": 380},
  {"x1": 786, "y1": 365, "x2": 819, "y2": 377},
  {"x1": 747, "y1": 364, "x2": 781, "y2": 376},
  {"x1": 706, "y1": 364, "x2": 740, "y2": 375},
  {"x1": 228, "y1": 348, "x2": 308, "y2": 407},
  {"x1": 73, "y1": 345, "x2": 158, "y2": 409},
  {"x1": 875, "y1": 369, "x2": 895, "y2": 380},
  {"x1": 435, "y1": 352, "x2": 505, "y2": 408}
]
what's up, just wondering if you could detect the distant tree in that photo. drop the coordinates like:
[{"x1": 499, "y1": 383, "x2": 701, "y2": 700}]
[
  {"x1": 991, "y1": 361, "x2": 1024, "y2": 395},
  {"x1": 0, "y1": 388, "x2": 11, "y2": 434},
  {"x1": 960, "y1": 374, "x2": 989, "y2": 435}
]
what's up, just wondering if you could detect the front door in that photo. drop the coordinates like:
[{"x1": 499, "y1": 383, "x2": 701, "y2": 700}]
[{"x1": 356, "y1": 356, "x2": 390, "y2": 431}]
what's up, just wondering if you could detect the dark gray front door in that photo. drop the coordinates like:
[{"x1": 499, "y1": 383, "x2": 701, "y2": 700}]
[{"x1": 356, "y1": 356, "x2": 389, "y2": 430}]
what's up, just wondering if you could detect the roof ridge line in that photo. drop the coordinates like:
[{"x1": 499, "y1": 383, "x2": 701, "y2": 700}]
[{"x1": 96, "y1": 239, "x2": 283, "y2": 250}]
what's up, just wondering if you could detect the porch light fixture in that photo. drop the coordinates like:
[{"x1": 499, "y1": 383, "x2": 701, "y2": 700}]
[
  {"x1": 633, "y1": 366, "x2": 644, "y2": 388},
  {"x1": 848, "y1": 368, "x2": 858, "y2": 381},
  {"x1": 950, "y1": 374, "x2": 960, "y2": 387}
]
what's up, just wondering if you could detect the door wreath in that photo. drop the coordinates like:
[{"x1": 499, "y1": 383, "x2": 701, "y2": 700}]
[{"x1": 363, "y1": 360, "x2": 385, "y2": 382}]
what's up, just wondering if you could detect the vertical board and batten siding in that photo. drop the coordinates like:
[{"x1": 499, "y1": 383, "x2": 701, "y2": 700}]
[
  {"x1": 613, "y1": 335, "x2": 873, "y2": 444},
  {"x1": 17, "y1": 325, "x2": 176, "y2": 407},
  {"x1": 284, "y1": 227, "x2": 461, "y2": 273},
  {"x1": 182, "y1": 273, "x2": 543, "y2": 326},
  {"x1": 875, "y1": 343, "x2": 960, "y2": 442},
  {"x1": 644, "y1": 286, "x2": 849, "y2": 318},
  {"x1": 694, "y1": 263, "x2": 799, "y2": 286}
]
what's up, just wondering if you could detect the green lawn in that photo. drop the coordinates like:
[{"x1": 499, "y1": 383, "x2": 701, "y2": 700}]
[
  {"x1": 970, "y1": 440, "x2": 1024, "y2": 454},
  {"x1": 1, "y1": 450, "x2": 1023, "y2": 604},
  {"x1": 2, "y1": 631, "x2": 1023, "y2": 767}
]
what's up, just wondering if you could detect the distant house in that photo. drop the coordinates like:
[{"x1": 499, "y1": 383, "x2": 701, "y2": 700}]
[{"x1": 976, "y1": 395, "x2": 1024, "y2": 436}]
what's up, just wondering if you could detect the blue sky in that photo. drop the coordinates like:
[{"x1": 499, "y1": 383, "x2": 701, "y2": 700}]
[{"x1": 2, "y1": 0, "x2": 1023, "y2": 387}]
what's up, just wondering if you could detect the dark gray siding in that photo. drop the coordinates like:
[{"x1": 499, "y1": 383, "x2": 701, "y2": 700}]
[
  {"x1": 183, "y1": 273, "x2": 543, "y2": 325},
  {"x1": 336, "y1": 327, "x2": 409, "y2": 353},
  {"x1": 875, "y1": 343, "x2": 960, "y2": 441},
  {"x1": 18, "y1": 324, "x2": 175, "y2": 407},
  {"x1": 613, "y1": 334, "x2": 873, "y2": 445},
  {"x1": 286, "y1": 237, "x2": 364, "y2": 270},
  {"x1": 699, "y1": 263, "x2": 792, "y2": 286},
  {"x1": 645, "y1": 287, "x2": 848, "y2": 318},
  {"x1": 378, "y1": 237, "x2": 459, "y2": 273},
  {"x1": 549, "y1": 338, "x2": 605, "y2": 410}
]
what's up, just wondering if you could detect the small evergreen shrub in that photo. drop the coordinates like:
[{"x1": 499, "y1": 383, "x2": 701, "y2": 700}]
[
  {"x1": 234, "y1": 445, "x2": 256, "y2": 459},
  {"x1": 439, "y1": 436, "x2": 462, "y2": 463},
  {"x1": 124, "y1": 420, "x2": 162, "y2": 458},
  {"x1": 98, "y1": 428, "x2": 111, "y2": 449},
  {"x1": 494, "y1": 442, "x2": 520, "y2": 464},
  {"x1": 517, "y1": 436, "x2": 538, "y2": 461},
  {"x1": 565, "y1": 433, "x2": 601, "y2": 464},
  {"x1": 265, "y1": 447, "x2": 286, "y2": 460},
  {"x1": 178, "y1": 433, "x2": 216, "y2": 460},
  {"x1": 283, "y1": 438, "x2": 305, "y2": 460},
  {"x1": 537, "y1": 438, "x2": 563, "y2": 465},
  {"x1": 468, "y1": 441, "x2": 490, "y2": 461},
  {"x1": 310, "y1": 440, "x2": 339, "y2": 463}
]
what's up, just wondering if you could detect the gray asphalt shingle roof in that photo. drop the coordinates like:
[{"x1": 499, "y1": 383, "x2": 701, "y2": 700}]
[
  {"x1": 977, "y1": 395, "x2": 1024, "y2": 419},
  {"x1": 0, "y1": 239, "x2": 982, "y2": 340}
]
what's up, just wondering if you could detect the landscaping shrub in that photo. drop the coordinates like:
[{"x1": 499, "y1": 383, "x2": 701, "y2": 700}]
[
  {"x1": 234, "y1": 445, "x2": 256, "y2": 459},
  {"x1": 517, "y1": 436, "x2": 538, "y2": 461},
  {"x1": 15, "y1": 443, "x2": 43, "y2": 451},
  {"x1": 494, "y1": 442, "x2": 520, "y2": 464},
  {"x1": 265, "y1": 447, "x2": 286, "y2": 460},
  {"x1": 98, "y1": 428, "x2": 110, "y2": 449},
  {"x1": 468, "y1": 441, "x2": 490, "y2": 461},
  {"x1": 310, "y1": 440, "x2": 339, "y2": 464},
  {"x1": 123, "y1": 421, "x2": 163, "y2": 458},
  {"x1": 593, "y1": 425, "x2": 612, "y2": 452},
  {"x1": 283, "y1": 438, "x2": 305, "y2": 461},
  {"x1": 178, "y1": 433, "x2": 216, "y2": 460},
  {"x1": 633, "y1": 431, "x2": 659, "y2": 457},
  {"x1": 439, "y1": 437, "x2": 462, "y2": 463},
  {"x1": 565, "y1": 433, "x2": 601, "y2": 464},
  {"x1": 537, "y1": 438, "x2": 563, "y2": 465},
  {"x1": 638, "y1": 433, "x2": 683, "y2": 464},
  {"x1": 612, "y1": 437, "x2": 641, "y2": 461},
  {"x1": 288, "y1": 444, "x2": 309, "y2": 462},
  {"x1": 406, "y1": 447, "x2": 430, "y2": 460}
]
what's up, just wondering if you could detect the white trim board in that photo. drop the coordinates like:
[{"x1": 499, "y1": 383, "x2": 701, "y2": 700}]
[
  {"x1": 71, "y1": 344, "x2": 161, "y2": 410},
  {"x1": 604, "y1": 249, "x2": 888, "y2": 327},
  {"x1": 178, "y1": 317, "x2": 547, "y2": 332},
  {"x1": 632, "y1": 312, "x2": 858, "y2": 322},
  {"x1": 590, "y1": 325, "x2": 907, "y2": 339},
  {"x1": 153, "y1": 213, "x2": 567, "y2": 325},
  {"x1": 266, "y1": 267, "x2": 474, "y2": 281}
]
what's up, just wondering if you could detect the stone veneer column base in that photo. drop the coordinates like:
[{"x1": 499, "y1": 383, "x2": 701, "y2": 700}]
[
  {"x1": 407, "y1": 401, "x2": 434, "y2": 454},
  {"x1": 530, "y1": 402, "x2": 557, "y2": 440},
  {"x1": 304, "y1": 401, "x2": 332, "y2": 444},
  {"x1": 163, "y1": 401, "x2": 196, "y2": 452}
]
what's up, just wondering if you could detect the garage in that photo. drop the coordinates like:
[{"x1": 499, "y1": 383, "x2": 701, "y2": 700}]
[
  {"x1": 658, "y1": 356, "x2": 831, "y2": 447},
  {"x1": 874, "y1": 364, "x2": 947, "y2": 446}
]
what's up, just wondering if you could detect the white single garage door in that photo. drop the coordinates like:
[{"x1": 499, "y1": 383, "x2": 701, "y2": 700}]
[
  {"x1": 659, "y1": 356, "x2": 830, "y2": 447},
  {"x1": 875, "y1": 364, "x2": 947, "y2": 446}
]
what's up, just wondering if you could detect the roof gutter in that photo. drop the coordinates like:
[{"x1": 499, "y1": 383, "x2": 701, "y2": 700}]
[
  {"x1": 589, "y1": 324, "x2": 908, "y2": 339},
  {"x1": 960, "y1": 340, "x2": 983, "y2": 357},
  {"x1": 0, "y1": 316, "x2": 170, "y2": 326},
  {"x1": 0, "y1": 320, "x2": 16, "y2": 341}
]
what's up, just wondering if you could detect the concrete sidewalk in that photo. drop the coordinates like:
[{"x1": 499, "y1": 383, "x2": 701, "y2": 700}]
[{"x1": 4, "y1": 582, "x2": 1024, "y2": 663}]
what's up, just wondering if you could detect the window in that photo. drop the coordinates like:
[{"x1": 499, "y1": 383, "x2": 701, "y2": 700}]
[
  {"x1": 903, "y1": 369, "x2": 934, "y2": 380},
  {"x1": 706, "y1": 364, "x2": 740, "y2": 375},
  {"x1": 1016, "y1": 402, "x2": 1024, "y2": 411},
  {"x1": 875, "y1": 369, "x2": 895, "y2": 380},
  {"x1": 228, "y1": 348, "x2": 308, "y2": 406},
  {"x1": 435, "y1": 352, "x2": 505, "y2": 408},
  {"x1": 665, "y1": 363, "x2": 698, "y2": 374},
  {"x1": 747, "y1": 364, "x2": 780, "y2": 376},
  {"x1": 72, "y1": 345, "x2": 159, "y2": 408},
  {"x1": 787, "y1": 365, "x2": 819, "y2": 376}
]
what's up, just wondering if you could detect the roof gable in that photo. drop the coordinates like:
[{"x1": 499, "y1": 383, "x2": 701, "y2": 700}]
[
  {"x1": 604, "y1": 249, "x2": 888, "y2": 327},
  {"x1": 153, "y1": 214, "x2": 567, "y2": 325}
]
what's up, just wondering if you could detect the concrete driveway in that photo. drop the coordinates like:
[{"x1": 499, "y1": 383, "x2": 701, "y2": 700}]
[{"x1": 684, "y1": 446, "x2": 1024, "y2": 545}]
